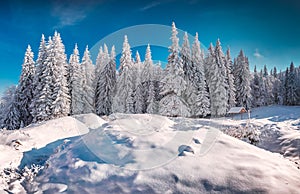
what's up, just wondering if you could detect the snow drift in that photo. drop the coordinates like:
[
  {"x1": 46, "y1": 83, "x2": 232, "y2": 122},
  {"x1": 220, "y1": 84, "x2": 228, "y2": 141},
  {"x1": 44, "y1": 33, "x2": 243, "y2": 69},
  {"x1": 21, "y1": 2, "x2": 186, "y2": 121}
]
[{"x1": 1, "y1": 107, "x2": 300, "y2": 193}]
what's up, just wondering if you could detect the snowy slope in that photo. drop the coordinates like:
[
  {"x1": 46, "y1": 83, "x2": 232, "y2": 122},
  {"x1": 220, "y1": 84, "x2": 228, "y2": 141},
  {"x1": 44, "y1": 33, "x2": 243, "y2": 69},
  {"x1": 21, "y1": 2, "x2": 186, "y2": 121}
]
[
  {"x1": 222, "y1": 105, "x2": 300, "y2": 165},
  {"x1": 1, "y1": 106, "x2": 300, "y2": 193},
  {"x1": 0, "y1": 116, "x2": 91, "y2": 193}
]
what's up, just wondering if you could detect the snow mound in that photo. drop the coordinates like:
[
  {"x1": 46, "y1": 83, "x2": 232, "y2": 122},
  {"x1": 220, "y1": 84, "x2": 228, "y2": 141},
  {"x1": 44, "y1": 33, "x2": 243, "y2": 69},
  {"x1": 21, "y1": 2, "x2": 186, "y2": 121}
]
[
  {"x1": 73, "y1": 113, "x2": 107, "y2": 130},
  {"x1": 15, "y1": 113, "x2": 300, "y2": 193},
  {"x1": 1, "y1": 110, "x2": 300, "y2": 193}
]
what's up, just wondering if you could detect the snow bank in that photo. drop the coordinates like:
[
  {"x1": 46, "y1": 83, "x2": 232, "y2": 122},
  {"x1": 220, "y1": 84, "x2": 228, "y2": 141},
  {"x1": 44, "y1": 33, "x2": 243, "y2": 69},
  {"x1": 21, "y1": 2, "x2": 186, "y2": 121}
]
[
  {"x1": 0, "y1": 116, "x2": 91, "y2": 192},
  {"x1": 1, "y1": 109, "x2": 300, "y2": 193},
  {"x1": 73, "y1": 113, "x2": 107, "y2": 130},
  {"x1": 20, "y1": 113, "x2": 300, "y2": 193}
]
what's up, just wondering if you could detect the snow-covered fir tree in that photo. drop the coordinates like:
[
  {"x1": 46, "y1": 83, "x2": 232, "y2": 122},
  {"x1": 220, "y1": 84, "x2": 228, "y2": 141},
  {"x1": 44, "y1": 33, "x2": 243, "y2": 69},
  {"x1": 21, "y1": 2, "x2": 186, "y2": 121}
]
[
  {"x1": 146, "y1": 50, "x2": 158, "y2": 114},
  {"x1": 14, "y1": 45, "x2": 35, "y2": 127},
  {"x1": 153, "y1": 61, "x2": 163, "y2": 110},
  {"x1": 181, "y1": 32, "x2": 195, "y2": 112},
  {"x1": 69, "y1": 44, "x2": 84, "y2": 115},
  {"x1": 204, "y1": 44, "x2": 214, "y2": 86},
  {"x1": 141, "y1": 44, "x2": 153, "y2": 85},
  {"x1": 224, "y1": 48, "x2": 236, "y2": 110},
  {"x1": 283, "y1": 67, "x2": 289, "y2": 105},
  {"x1": 296, "y1": 66, "x2": 300, "y2": 104},
  {"x1": 0, "y1": 86, "x2": 20, "y2": 130},
  {"x1": 153, "y1": 61, "x2": 163, "y2": 82},
  {"x1": 49, "y1": 32, "x2": 71, "y2": 119},
  {"x1": 272, "y1": 67, "x2": 281, "y2": 104},
  {"x1": 206, "y1": 39, "x2": 228, "y2": 116},
  {"x1": 2, "y1": 92, "x2": 20, "y2": 130},
  {"x1": 233, "y1": 50, "x2": 252, "y2": 109},
  {"x1": 191, "y1": 32, "x2": 210, "y2": 117},
  {"x1": 278, "y1": 70, "x2": 285, "y2": 104},
  {"x1": 260, "y1": 69, "x2": 269, "y2": 106},
  {"x1": 147, "y1": 78, "x2": 158, "y2": 114},
  {"x1": 81, "y1": 46, "x2": 95, "y2": 113},
  {"x1": 133, "y1": 51, "x2": 145, "y2": 114},
  {"x1": 95, "y1": 46, "x2": 104, "y2": 76},
  {"x1": 113, "y1": 35, "x2": 135, "y2": 113},
  {"x1": 30, "y1": 35, "x2": 53, "y2": 122},
  {"x1": 181, "y1": 32, "x2": 192, "y2": 83},
  {"x1": 286, "y1": 62, "x2": 298, "y2": 105},
  {"x1": 205, "y1": 43, "x2": 214, "y2": 93},
  {"x1": 143, "y1": 45, "x2": 158, "y2": 113},
  {"x1": 262, "y1": 65, "x2": 275, "y2": 105},
  {"x1": 95, "y1": 46, "x2": 116, "y2": 116},
  {"x1": 251, "y1": 66, "x2": 262, "y2": 107},
  {"x1": 159, "y1": 22, "x2": 190, "y2": 117},
  {"x1": 95, "y1": 45, "x2": 110, "y2": 96}
]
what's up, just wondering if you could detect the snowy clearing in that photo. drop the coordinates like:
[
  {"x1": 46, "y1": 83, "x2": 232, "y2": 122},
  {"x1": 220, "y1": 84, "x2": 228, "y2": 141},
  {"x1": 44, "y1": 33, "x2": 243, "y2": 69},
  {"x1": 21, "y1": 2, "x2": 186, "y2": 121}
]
[{"x1": 1, "y1": 106, "x2": 300, "y2": 193}]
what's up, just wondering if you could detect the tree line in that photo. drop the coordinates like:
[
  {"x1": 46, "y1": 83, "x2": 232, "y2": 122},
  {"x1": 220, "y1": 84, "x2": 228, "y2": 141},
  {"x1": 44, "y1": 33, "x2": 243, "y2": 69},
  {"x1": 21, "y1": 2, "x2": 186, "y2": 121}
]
[{"x1": 1, "y1": 22, "x2": 300, "y2": 130}]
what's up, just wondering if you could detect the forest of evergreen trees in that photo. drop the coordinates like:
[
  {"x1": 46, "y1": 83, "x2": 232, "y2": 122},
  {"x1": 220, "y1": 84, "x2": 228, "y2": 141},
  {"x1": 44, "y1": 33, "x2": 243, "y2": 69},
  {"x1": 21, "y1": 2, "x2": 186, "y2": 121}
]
[{"x1": 1, "y1": 22, "x2": 300, "y2": 130}]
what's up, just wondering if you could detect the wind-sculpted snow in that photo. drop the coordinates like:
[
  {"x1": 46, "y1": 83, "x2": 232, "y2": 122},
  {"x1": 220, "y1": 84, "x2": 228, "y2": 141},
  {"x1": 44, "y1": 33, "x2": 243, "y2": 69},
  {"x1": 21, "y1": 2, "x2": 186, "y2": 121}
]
[
  {"x1": 25, "y1": 114, "x2": 300, "y2": 193},
  {"x1": 1, "y1": 107, "x2": 300, "y2": 193}
]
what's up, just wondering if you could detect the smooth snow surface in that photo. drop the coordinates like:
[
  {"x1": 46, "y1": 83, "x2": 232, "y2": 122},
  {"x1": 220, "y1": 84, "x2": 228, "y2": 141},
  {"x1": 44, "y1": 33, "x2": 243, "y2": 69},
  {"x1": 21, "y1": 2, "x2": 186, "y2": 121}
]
[{"x1": 1, "y1": 106, "x2": 300, "y2": 193}]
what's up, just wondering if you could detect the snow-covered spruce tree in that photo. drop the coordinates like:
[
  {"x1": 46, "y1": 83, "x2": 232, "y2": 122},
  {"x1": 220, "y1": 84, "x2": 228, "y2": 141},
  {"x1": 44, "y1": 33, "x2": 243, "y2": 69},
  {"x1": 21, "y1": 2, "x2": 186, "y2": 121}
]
[
  {"x1": 94, "y1": 45, "x2": 108, "y2": 98},
  {"x1": 81, "y1": 46, "x2": 95, "y2": 113},
  {"x1": 159, "y1": 22, "x2": 190, "y2": 117},
  {"x1": 204, "y1": 44, "x2": 214, "y2": 87},
  {"x1": 233, "y1": 50, "x2": 252, "y2": 109},
  {"x1": 287, "y1": 62, "x2": 298, "y2": 105},
  {"x1": 278, "y1": 70, "x2": 285, "y2": 105},
  {"x1": 30, "y1": 35, "x2": 53, "y2": 122},
  {"x1": 146, "y1": 52, "x2": 158, "y2": 114},
  {"x1": 95, "y1": 46, "x2": 117, "y2": 116},
  {"x1": 2, "y1": 91, "x2": 20, "y2": 130},
  {"x1": 207, "y1": 39, "x2": 228, "y2": 117},
  {"x1": 191, "y1": 32, "x2": 210, "y2": 117},
  {"x1": 180, "y1": 32, "x2": 195, "y2": 113},
  {"x1": 14, "y1": 45, "x2": 35, "y2": 127},
  {"x1": 48, "y1": 32, "x2": 71, "y2": 119},
  {"x1": 296, "y1": 66, "x2": 300, "y2": 104},
  {"x1": 142, "y1": 44, "x2": 153, "y2": 85},
  {"x1": 69, "y1": 44, "x2": 85, "y2": 115},
  {"x1": 283, "y1": 67, "x2": 289, "y2": 105},
  {"x1": 205, "y1": 43, "x2": 214, "y2": 93},
  {"x1": 259, "y1": 70, "x2": 268, "y2": 106},
  {"x1": 0, "y1": 86, "x2": 20, "y2": 130},
  {"x1": 113, "y1": 35, "x2": 135, "y2": 113},
  {"x1": 153, "y1": 61, "x2": 163, "y2": 106},
  {"x1": 95, "y1": 44, "x2": 112, "y2": 115},
  {"x1": 262, "y1": 65, "x2": 275, "y2": 105},
  {"x1": 251, "y1": 66, "x2": 262, "y2": 107},
  {"x1": 271, "y1": 67, "x2": 281, "y2": 104},
  {"x1": 0, "y1": 87, "x2": 10, "y2": 127},
  {"x1": 147, "y1": 78, "x2": 158, "y2": 114},
  {"x1": 95, "y1": 46, "x2": 104, "y2": 76},
  {"x1": 133, "y1": 51, "x2": 144, "y2": 114},
  {"x1": 140, "y1": 44, "x2": 154, "y2": 113},
  {"x1": 143, "y1": 44, "x2": 158, "y2": 114},
  {"x1": 181, "y1": 32, "x2": 192, "y2": 83},
  {"x1": 153, "y1": 61, "x2": 163, "y2": 82},
  {"x1": 224, "y1": 48, "x2": 236, "y2": 110}
]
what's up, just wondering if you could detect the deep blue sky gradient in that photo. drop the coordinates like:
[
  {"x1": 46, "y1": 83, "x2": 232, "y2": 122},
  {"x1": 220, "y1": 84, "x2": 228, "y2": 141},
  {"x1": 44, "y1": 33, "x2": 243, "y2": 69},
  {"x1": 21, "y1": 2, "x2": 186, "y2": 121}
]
[{"x1": 1, "y1": 0, "x2": 300, "y2": 94}]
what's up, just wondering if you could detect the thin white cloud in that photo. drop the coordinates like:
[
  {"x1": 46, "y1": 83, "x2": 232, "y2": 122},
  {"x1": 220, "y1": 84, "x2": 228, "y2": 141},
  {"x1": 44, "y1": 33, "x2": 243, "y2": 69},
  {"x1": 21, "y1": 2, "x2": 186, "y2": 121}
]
[
  {"x1": 253, "y1": 48, "x2": 264, "y2": 58},
  {"x1": 139, "y1": 1, "x2": 162, "y2": 11},
  {"x1": 51, "y1": 0, "x2": 100, "y2": 28}
]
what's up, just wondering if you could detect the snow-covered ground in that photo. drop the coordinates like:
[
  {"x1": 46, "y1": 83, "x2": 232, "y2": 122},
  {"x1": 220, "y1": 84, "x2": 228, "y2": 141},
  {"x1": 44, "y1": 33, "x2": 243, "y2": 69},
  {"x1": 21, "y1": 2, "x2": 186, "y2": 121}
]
[{"x1": 1, "y1": 106, "x2": 300, "y2": 193}]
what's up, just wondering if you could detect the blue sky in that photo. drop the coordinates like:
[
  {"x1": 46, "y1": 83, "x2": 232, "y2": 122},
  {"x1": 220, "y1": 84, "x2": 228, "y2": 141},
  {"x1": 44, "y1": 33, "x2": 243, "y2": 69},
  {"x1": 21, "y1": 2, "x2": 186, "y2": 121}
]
[{"x1": 1, "y1": 0, "x2": 300, "y2": 94}]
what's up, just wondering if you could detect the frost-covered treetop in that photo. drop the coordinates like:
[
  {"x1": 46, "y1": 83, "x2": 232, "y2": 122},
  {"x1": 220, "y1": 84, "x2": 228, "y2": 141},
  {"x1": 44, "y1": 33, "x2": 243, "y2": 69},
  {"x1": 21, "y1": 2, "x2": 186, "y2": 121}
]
[
  {"x1": 135, "y1": 50, "x2": 141, "y2": 63},
  {"x1": 170, "y1": 22, "x2": 180, "y2": 53}
]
